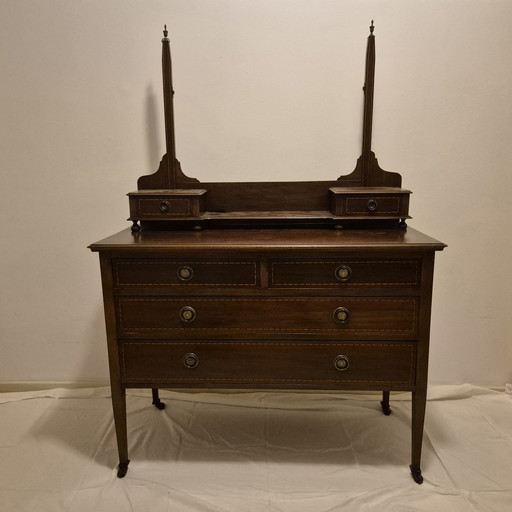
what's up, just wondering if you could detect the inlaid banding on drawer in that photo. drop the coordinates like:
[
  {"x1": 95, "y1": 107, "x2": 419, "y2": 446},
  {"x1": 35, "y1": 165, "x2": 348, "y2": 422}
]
[
  {"x1": 120, "y1": 341, "x2": 416, "y2": 386},
  {"x1": 116, "y1": 297, "x2": 418, "y2": 336},
  {"x1": 270, "y1": 260, "x2": 420, "y2": 287},
  {"x1": 114, "y1": 260, "x2": 258, "y2": 287}
]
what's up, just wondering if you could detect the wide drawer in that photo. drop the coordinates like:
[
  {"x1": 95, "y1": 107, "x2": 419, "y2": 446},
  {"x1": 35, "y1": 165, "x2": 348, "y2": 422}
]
[
  {"x1": 270, "y1": 259, "x2": 420, "y2": 287},
  {"x1": 113, "y1": 259, "x2": 258, "y2": 287},
  {"x1": 120, "y1": 340, "x2": 416, "y2": 388},
  {"x1": 116, "y1": 297, "x2": 418, "y2": 339}
]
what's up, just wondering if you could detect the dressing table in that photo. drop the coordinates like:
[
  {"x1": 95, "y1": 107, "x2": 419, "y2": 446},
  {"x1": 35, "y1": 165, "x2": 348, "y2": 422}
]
[{"x1": 89, "y1": 23, "x2": 445, "y2": 483}]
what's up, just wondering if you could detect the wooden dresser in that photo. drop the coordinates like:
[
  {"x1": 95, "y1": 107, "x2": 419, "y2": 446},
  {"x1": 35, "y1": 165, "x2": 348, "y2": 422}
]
[{"x1": 89, "y1": 23, "x2": 445, "y2": 483}]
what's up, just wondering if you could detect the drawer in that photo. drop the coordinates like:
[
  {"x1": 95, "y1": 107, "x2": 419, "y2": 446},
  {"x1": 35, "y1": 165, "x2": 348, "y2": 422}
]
[
  {"x1": 116, "y1": 297, "x2": 418, "y2": 339},
  {"x1": 139, "y1": 197, "x2": 192, "y2": 216},
  {"x1": 120, "y1": 341, "x2": 416, "y2": 388},
  {"x1": 329, "y1": 187, "x2": 411, "y2": 218},
  {"x1": 128, "y1": 189, "x2": 206, "y2": 220},
  {"x1": 270, "y1": 259, "x2": 420, "y2": 287},
  {"x1": 113, "y1": 259, "x2": 258, "y2": 287},
  {"x1": 345, "y1": 196, "x2": 402, "y2": 215}
]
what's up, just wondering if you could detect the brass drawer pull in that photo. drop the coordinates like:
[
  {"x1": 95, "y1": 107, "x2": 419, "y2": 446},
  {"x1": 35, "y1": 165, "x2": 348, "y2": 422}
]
[
  {"x1": 335, "y1": 264, "x2": 352, "y2": 282},
  {"x1": 159, "y1": 200, "x2": 171, "y2": 212},
  {"x1": 183, "y1": 353, "x2": 199, "y2": 368},
  {"x1": 333, "y1": 355, "x2": 350, "y2": 371},
  {"x1": 177, "y1": 265, "x2": 194, "y2": 281},
  {"x1": 333, "y1": 307, "x2": 350, "y2": 324},
  {"x1": 367, "y1": 199, "x2": 378, "y2": 212},
  {"x1": 180, "y1": 306, "x2": 196, "y2": 323}
]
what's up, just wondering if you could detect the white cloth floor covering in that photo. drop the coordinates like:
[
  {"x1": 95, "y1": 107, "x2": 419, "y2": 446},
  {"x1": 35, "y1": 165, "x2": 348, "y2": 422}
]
[{"x1": 0, "y1": 384, "x2": 511, "y2": 511}]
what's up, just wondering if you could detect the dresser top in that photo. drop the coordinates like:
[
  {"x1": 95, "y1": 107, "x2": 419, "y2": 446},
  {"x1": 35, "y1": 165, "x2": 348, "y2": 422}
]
[{"x1": 89, "y1": 227, "x2": 445, "y2": 252}]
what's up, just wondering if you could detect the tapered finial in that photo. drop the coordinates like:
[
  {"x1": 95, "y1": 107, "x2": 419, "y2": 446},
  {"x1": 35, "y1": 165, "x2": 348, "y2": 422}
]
[
  {"x1": 370, "y1": 20, "x2": 374, "y2": 34},
  {"x1": 162, "y1": 24, "x2": 169, "y2": 42}
]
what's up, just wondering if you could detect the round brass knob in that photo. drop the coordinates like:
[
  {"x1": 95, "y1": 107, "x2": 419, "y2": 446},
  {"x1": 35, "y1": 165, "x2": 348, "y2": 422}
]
[
  {"x1": 335, "y1": 264, "x2": 352, "y2": 282},
  {"x1": 159, "y1": 200, "x2": 171, "y2": 212},
  {"x1": 177, "y1": 265, "x2": 194, "y2": 281},
  {"x1": 183, "y1": 353, "x2": 199, "y2": 368},
  {"x1": 367, "y1": 199, "x2": 378, "y2": 212},
  {"x1": 333, "y1": 307, "x2": 350, "y2": 324},
  {"x1": 180, "y1": 306, "x2": 196, "y2": 323},
  {"x1": 333, "y1": 355, "x2": 350, "y2": 371}
]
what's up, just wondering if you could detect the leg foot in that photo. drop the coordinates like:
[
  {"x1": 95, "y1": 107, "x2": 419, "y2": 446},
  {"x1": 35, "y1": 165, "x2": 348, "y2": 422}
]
[
  {"x1": 117, "y1": 460, "x2": 130, "y2": 478},
  {"x1": 410, "y1": 465, "x2": 423, "y2": 484},
  {"x1": 380, "y1": 391, "x2": 392, "y2": 416},
  {"x1": 380, "y1": 400, "x2": 392, "y2": 415},
  {"x1": 152, "y1": 388, "x2": 166, "y2": 410}
]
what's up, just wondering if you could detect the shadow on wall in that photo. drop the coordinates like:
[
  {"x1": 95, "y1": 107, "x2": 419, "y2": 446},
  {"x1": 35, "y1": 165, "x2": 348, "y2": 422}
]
[{"x1": 145, "y1": 84, "x2": 162, "y2": 175}]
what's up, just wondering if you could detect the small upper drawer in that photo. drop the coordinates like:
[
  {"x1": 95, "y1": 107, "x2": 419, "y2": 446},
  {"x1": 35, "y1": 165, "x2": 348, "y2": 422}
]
[
  {"x1": 113, "y1": 259, "x2": 258, "y2": 287},
  {"x1": 345, "y1": 196, "x2": 401, "y2": 215},
  {"x1": 329, "y1": 187, "x2": 411, "y2": 218},
  {"x1": 128, "y1": 189, "x2": 206, "y2": 220},
  {"x1": 270, "y1": 259, "x2": 420, "y2": 287},
  {"x1": 139, "y1": 197, "x2": 193, "y2": 216}
]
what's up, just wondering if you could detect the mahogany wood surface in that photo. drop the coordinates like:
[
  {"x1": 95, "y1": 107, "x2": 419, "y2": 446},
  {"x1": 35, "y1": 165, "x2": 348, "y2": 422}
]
[
  {"x1": 91, "y1": 227, "x2": 444, "y2": 481},
  {"x1": 90, "y1": 226, "x2": 445, "y2": 251},
  {"x1": 120, "y1": 341, "x2": 417, "y2": 389}
]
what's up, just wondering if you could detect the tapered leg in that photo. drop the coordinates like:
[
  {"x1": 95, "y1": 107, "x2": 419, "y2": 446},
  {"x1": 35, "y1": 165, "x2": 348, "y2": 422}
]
[
  {"x1": 111, "y1": 387, "x2": 130, "y2": 478},
  {"x1": 410, "y1": 388, "x2": 427, "y2": 484},
  {"x1": 99, "y1": 254, "x2": 131, "y2": 478},
  {"x1": 380, "y1": 390, "x2": 392, "y2": 415},
  {"x1": 152, "y1": 388, "x2": 166, "y2": 410}
]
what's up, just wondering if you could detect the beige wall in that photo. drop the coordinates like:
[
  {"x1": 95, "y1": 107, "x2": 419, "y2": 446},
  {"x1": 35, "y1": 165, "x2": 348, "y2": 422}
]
[{"x1": 1, "y1": 0, "x2": 511, "y2": 387}]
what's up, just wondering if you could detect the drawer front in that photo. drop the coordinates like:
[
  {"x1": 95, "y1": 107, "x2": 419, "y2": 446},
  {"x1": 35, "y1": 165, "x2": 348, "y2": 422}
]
[
  {"x1": 139, "y1": 197, "x2": 192, "y2": 217},
  {"x1": 116, "y1": 297, "x2": 418, "y2": 339},
  {"x1": 114, "y1": 260, "x2": 258, "y2": 287},
  {"x1": 270, "y1": 259, "x2": 420, "y2": 287},
  {"x1": 329, "y1": 188, "x2": 411, "y2": 218},
  {"x1": 128, "y1": 189, "x2": 206, "y2": 220},
  {"x1": 344, "y1": 196, "x2": 402, "y2": 215},
  {"x1": 120, "y1": 341, "x2": 416, "y2": 387}
]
